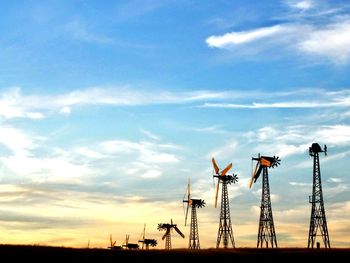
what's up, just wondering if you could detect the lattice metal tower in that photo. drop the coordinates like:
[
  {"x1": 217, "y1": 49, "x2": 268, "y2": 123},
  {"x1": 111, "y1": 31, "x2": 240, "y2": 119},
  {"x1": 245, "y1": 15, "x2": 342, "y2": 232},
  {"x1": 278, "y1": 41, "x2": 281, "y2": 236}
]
[
  {"x1": 183, "y1": 178, "x2": 205, "y2": 249},
  {"x1": 250, "y1": 154, "x2": 280, "y2": 248},
  {"x1": 212, "y1": 158, "x2": 238, "y2": 249},
  {"x1": 308, "y1": 143, "x2": 330, "y2": 249},
  {"x1": 165, "y1": 233, "x2": 171, "y2": 250},
  {"x1": 189, "y1": 204, "x2": 200, "y2": 249}
]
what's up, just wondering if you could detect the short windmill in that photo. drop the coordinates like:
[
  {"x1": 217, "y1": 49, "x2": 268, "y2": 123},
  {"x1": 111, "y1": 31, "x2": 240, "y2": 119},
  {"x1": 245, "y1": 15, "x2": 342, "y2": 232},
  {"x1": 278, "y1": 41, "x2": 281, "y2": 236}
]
[
  {"x1": 158, "y1": 219, "x2": 185, "y2": 249},
  {"x1": 108, "y1": 234, "x2": 122, "y2": 250},
  {"x1": 212, "y1": 158, "x2": 238, "y2": 248},
  {"x1": 250, "y1": 154, "x2": 280, "y2": 248},
  {"x1": 183, "y1": 177, "x2": 205, "y2": 249},
  {"x1": 122, "y1": 235, "x2": 139, "y2": 249},
  {"x1": 138, "y1": 224, "x2": 157, "y2": 250}
]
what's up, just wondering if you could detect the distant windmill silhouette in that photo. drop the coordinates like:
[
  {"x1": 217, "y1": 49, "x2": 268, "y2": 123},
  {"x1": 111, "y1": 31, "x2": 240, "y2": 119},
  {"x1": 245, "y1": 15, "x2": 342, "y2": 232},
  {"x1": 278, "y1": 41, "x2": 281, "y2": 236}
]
[
  {"x1": 122, "y1": 235, "x2": 139, "y2": 249},
  {"x1": 108, "y1": 234, "x2": 122, "y2": 250},
  {"x1": 183, "y1": 177, "x2": 205, "y2": 249},
  {"x1": 250, "y1": 154, "x2": 280, "y2": 248},
  {"x1": 212, "y1": 158, "x2": 238, "y2": 248},
  {"x1": 138, "y1": 224, "x2": 157, "y2": 250},
  {"x1": 158, "y1": 219, "x2": 185, "y2": 249}
]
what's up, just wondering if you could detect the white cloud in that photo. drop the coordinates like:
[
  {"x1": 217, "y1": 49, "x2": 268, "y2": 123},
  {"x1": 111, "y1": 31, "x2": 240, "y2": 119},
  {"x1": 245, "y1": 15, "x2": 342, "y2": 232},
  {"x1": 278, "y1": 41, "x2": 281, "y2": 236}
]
[
  {"x1": 208, "y1": 141, "x2": 238, "y2": 160},
  {"x1": 205, "y1": 6, "x2": 350, "y2": 65},
  {"x1": 2, "y1": 86, "x2": 349, "y2": 120},
  {"x1": 25, "y1": 112, "x2": 45, "y2": 119},
  {"x1": 328, "y1": 177, "x2": 342, "y2": 183},
  {"x1": 99, "y1": 140, "x2": 180, "y2": 164},
  {"x1": 59, "y1": 106, "x2": 71, "y2": 115},
  {"x1": 65, "y1": 19, "x2": 114, "y2": 44},
  {"x1": 250, "y1": 125, "x2": 350, "y2": 158},
  {"x1": 0, "y1": 86, "x2": 231, "y2": 120},
  {"x1": 298, "y1": 20, "x2": 350, "y2": 64},
  {"x1": 200, "y1": 98, "x2": 350, "y2": 109},
  {"x1": 287, "y1": 0, "x2": 314, "y2": 11},
  {"x1": 315, "y1": 125, "x2": 350, "y2": 145},
  {"x1": 0, "y1": 126, "x2": 37, "y2": 155},
  {"x1": 206, "y1": 25, "x2": 290, "y2": 47},
  {"x1": 140, "y1": 129, "x2": 160, "y2": 140},
  {"x1": 75, "y1": 147, "x2": 107, "y2": 159}
]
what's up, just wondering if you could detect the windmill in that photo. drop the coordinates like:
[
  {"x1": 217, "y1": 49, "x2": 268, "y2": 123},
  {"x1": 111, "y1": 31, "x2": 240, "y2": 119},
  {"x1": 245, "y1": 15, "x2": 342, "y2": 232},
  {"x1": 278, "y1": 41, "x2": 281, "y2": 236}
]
[
  {"x1": 158, "y1": 219, "x2": 185, "y2": 249},
  {"x1": 183, "y1": 177, "x2": 205, "y2": 249},
  {"x1": 307, "y1": 143, "x2": 330, "y2": 249},
  {"x1": 250, "y1": 154, "x2": 280, "y2": 248},
  {"x1": 122, "y1": 235, "x2": 139, "y2": 249},
  {"x1": 212, "y1": 158, "x2": 238, "y2": 248},
  {"x1": 138, "y1": 224, "x2": 158, "y2": 250},
  {"x1": 108, "y1": 234, "x2": 122, "y2": 250}
]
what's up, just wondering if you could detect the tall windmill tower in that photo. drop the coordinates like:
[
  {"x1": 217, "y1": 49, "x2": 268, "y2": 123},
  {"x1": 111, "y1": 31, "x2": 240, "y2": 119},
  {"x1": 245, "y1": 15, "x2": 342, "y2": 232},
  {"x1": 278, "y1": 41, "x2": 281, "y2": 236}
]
[
  {"x1": 212, "y1": 158, "x2": 238, "y2": 248},
  {"x1": 308, "y1": 143, "x2": 330, "y2": 249},
  {"x1": 183, "y1": 177, "x2": 205, "y2": 249},
  {"x1": 250, "y1": 154, "x2": 280, "y2": 248},
  {"x1": 158, "y1": 219, "x2": 185, "y2": 249}
]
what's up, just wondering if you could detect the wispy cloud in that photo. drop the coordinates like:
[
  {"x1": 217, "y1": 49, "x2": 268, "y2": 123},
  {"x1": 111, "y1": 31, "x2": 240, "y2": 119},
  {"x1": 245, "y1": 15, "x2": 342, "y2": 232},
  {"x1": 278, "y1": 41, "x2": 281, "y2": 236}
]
[
  {"x1": 200, "y1": 89, "x2": 350, "y2": 109},
  {"x1": 3, "y1": 86, "x2": 350, "y2": 120},
  {"x1": 65, "y1": 18, "x2": 114, "y2": 44},
  {"x1": 206, "y1": 25, "x2": 294, "y2": 47},
  {"x1": 287, "y1": 0, "x2": 314, "y2": 11},
  {"x1": 140, "y1": 129, "x2": 161, "y2": 140},
  {"x1": 205, "y1": 2, "x2": 350, "y2": 64},
  {"x1": 298, "y1": 20, "x2": 350, "y2": 63}
]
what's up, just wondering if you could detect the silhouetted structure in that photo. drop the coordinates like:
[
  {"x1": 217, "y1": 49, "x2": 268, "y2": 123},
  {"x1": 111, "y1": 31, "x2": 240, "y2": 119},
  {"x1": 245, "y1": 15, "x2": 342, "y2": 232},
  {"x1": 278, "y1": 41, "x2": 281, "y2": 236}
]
[
  {"x1": 108, "y1": 234, "x2": 122, "y2": 250},
  {"x1": 212, "y1": 158, "x2": 238, "y2": 248},
  {"x1": 183, "y1": 178, "x2": 205, "y2": 249},
  {"x1": 250, "y1": 154, "x2": 280, "y2": 248},
  {"x1": 138, "y1": 224, "x2": 157, "y2": 250},
  {"x1": 158, "y1": 219, "x2": 185, "y2": 249},
  {"x1": 122, "y1": 235, "x2": 139, "y2": 249},
  {"x1": 308, "y1": 143, "x2": 330, "y2": 249}
]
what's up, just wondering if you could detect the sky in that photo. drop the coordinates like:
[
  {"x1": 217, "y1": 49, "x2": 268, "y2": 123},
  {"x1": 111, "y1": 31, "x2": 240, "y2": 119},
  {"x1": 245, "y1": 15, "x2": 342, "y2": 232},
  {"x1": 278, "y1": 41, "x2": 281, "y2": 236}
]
[{"x1": 0, "y1": 0, "x2": 350, "y2": 249}]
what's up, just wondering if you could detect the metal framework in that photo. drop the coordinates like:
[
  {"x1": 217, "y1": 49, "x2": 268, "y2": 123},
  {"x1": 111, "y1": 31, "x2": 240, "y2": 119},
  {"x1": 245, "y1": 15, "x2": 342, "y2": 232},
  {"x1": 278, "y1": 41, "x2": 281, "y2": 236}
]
[
  {"x1": 189, "y1": 205, "x2": 200, "y2": 249},
  {"x1": 165, "y1": 233, "x2": 171, "y2": 250},
  {"x1": 308, "y1": 143, "x2": 330, "y2": 249},
  {"x1": 216, "y1": 177, "x2": 235, "y2": 248},
  {"x1": 257, "y1": 167, "x2": 278, "y2": 248},
  {"x1": 158, "y1": 221, "x2": 184, "y2": 250}
]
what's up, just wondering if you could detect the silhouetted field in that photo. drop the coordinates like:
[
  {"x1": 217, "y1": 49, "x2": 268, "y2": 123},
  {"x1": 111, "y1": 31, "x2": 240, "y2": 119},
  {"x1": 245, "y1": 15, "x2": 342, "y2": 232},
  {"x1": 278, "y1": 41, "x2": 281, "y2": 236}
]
[{"x1": 0, "y1": 245, "x2": 349, "y2": 262}]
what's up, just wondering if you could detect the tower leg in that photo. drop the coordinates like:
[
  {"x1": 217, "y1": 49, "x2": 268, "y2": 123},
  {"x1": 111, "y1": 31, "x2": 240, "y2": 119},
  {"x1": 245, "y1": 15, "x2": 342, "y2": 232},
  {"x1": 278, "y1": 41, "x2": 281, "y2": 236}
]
[
  {"x1": 216, "y1": 181, "x2": 235, "y2": 248},
  {"x1": 257, "y1": 167, "x2": 277, "y2": 248}
]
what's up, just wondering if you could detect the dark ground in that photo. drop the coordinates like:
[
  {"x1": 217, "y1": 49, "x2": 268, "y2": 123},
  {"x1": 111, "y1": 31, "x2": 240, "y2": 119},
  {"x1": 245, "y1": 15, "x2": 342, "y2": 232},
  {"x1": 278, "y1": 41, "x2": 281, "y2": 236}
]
[{"x1": 0, "y1": 245, "x2": 349, "y2": 262}]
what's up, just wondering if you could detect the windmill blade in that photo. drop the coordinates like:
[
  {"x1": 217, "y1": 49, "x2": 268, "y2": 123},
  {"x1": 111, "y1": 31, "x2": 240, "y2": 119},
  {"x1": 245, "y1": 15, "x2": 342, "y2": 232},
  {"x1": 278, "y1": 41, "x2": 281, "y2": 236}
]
[
  {"x1": 212, "y1": 158, "x2": 219, "y2": 174},
  {"x1": 188, "y1": 177, "x2": 191, "y2": 197},
  {"x1": 254, "y1": 166, "x2": 263, "y2": 183},
  {"x1": 185, "y1": 202, "x2": 189, "y2": 226},
  {"x1": 113, "y1": 241, "x2": 116, "y2": 246},
  {"x1": 174, "y1": 226, "x2": 185, "y2": 238},
  {"x1": 221, "y1": 163, "x2": 232, "y2": 176},
  {"x1": 214, "y1": 180, "x2": 220, "y2": 208},
  {"x1": 110, "y1": 234, "x2": 113, "y2": 246},
  {"x1": 162, "y1": 228, "x2": 170, "y2": 240},
  {"x1": 249, "y1": 161, "x2": 259, "y2": 188}
]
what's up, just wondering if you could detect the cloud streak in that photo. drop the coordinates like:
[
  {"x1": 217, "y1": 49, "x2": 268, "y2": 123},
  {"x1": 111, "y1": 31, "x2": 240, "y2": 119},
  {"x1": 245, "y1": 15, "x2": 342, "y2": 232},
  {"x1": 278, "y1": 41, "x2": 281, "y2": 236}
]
[
  {"x1": 205, "y1": 2, "x2": 350, "y2": 64},
  {"x1": 2, "y1": 86, "x2": 350, "y2": 120}
]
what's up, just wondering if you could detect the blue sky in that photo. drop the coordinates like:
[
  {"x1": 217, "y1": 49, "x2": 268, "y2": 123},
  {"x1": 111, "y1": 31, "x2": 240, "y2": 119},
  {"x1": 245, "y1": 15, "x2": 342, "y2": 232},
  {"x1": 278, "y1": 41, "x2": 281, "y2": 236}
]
[{"x1": 0, "y1": 0, "x2": 350, "y2": 248}]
